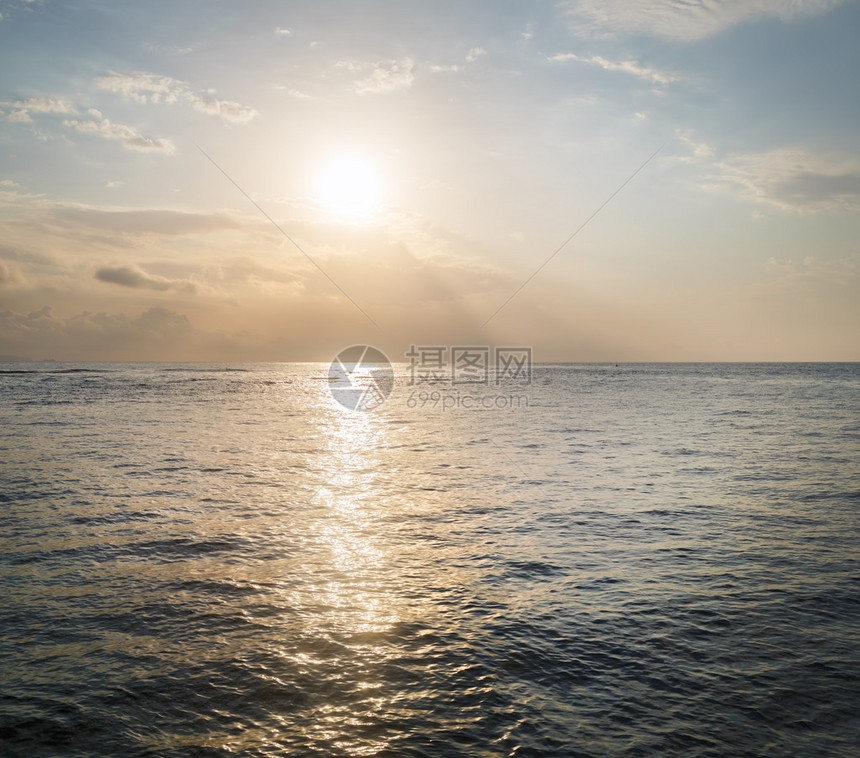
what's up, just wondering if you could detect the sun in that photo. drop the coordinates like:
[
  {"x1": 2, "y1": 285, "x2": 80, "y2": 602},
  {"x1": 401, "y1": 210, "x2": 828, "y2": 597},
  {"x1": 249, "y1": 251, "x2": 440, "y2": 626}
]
[{"x1": 315, "y1": 153, "x2": 383, "y2": 219}]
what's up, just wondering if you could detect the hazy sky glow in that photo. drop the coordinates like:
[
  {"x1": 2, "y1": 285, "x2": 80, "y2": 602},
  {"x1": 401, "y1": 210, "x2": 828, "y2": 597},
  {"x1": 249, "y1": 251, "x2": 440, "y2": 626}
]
[{"x1": 1, "y1": 0, "x2": 858, "y2": 361}]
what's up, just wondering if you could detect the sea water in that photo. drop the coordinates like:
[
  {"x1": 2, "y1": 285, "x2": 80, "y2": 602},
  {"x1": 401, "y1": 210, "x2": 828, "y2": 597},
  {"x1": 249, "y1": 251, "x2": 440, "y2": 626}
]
[{"x1": 1, "y1": 363, "x2": 858, "y2": 756}]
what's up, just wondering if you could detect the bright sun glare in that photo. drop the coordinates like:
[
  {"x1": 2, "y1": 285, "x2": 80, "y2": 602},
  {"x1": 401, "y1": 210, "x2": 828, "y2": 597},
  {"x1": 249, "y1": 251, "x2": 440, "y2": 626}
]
[{"x1": 316, "y1": 154, "x2": 383, "y2": 219}]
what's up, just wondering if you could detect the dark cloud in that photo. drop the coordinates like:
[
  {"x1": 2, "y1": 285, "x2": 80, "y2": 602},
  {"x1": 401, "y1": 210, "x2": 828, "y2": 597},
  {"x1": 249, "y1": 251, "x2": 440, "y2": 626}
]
[
  {"x1": 774, "y1": 170, "x2": 860, "y2": 207},
  {"x1": 52, "y1": 207, "x2": 240, "y2": 236},
  {"x1": 95, "y1": 265, "x2": 196, "y2": 293},
  {"x1": 0, "y1": 306, "x2": 207, "y2": 360}
]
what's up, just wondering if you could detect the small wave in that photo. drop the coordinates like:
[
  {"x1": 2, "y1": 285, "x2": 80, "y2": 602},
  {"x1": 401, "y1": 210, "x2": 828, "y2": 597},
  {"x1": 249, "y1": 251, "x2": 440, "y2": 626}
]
[
  {"x1": 126, "y1": 537, "x2": 247, "y2": 560},
  {"x1": 0, "y1": 367, "x2": 110, "y2": 375}
]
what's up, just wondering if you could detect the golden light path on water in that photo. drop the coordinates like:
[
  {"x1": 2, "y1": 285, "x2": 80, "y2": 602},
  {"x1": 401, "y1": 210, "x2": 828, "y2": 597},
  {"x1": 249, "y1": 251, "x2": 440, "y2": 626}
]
[{"x1": 275, "y1": 389, "x2": 407, "y2": 756}]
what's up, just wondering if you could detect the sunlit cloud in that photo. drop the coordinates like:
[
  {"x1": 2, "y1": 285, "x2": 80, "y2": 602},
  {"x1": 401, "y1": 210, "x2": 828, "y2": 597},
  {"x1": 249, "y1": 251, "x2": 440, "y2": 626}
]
[
  {"x1": 674, "y1": 128, "x2": 715, "y2": 162},
  {"x1": 96, "y1": 71, "x2": 259, "y2": 123},
  {"x1": 0, "y1": 96, "x2": 77, "y2": 123},
  {"x1": 0, "y1": 195, "x2": 522, "y2": 359},
  {"x1": 63, "y1": 110, "x2": 175, "y2": 153},
  {"x1": 428, "y1": 63, "x2": 461, "y2": 74},
  {"x1": 558, "y1": 0, "x2": 848, "y2": 41},
  {"x1": 550, "y1": 53, "x2": 680, "y2": 85},
  {"x1": 353, "y1": 58, "x2": 415, "y2": 94}
]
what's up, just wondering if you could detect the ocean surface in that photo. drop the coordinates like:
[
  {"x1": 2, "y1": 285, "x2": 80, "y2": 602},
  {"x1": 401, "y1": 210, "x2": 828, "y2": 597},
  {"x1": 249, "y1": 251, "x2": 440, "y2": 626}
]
[{"x1": 1, "y1": 362, "x2": 858, "y2": 757}]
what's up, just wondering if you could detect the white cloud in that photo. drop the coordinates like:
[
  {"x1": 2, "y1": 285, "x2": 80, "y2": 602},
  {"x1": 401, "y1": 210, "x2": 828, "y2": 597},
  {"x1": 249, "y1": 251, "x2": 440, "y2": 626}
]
[
  {"x1": 63, "y1": 113, "x2": 175, "y2": 154},
  {"x1": 558, "y1": 0, "x2": 847, "y2": 41},
  {"x1": 465, "y1": 47, "x2": 487, "y2": 63},
  {"x1": 550, "y1": 53, "x2": 680, "y2": 85},
  {"x1": 354, "y1": 58, "x2": 415, "y2": 94},
  {"x1": 96, "y1": 71, "x2": 258, "y2": 124},
  {"x1": 711, "y1": 148, "x2": 860, "y2": 213},
  {"x1": 275, "y1": 26, "x2": 291, "y2": 35}
]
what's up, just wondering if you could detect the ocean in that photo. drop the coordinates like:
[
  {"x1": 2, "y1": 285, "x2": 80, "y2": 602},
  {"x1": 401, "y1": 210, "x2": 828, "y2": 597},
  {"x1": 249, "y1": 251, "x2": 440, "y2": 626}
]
[{"x1": 1, "y1": 362, "x2": 858, "y2": 757}]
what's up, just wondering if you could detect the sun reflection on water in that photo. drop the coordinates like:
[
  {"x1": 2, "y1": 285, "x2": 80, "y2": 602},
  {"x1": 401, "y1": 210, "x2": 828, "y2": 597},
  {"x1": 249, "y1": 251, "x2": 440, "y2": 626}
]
[{"x1": 294, "y1": 394, "x2": 406, "y2": 754}]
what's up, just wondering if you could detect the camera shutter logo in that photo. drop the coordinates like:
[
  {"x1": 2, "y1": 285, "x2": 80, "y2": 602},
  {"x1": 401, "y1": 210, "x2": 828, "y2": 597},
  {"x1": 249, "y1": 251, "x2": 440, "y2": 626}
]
[{"x1": 328, "y1": 345, "x2": 394, "y2": 411}]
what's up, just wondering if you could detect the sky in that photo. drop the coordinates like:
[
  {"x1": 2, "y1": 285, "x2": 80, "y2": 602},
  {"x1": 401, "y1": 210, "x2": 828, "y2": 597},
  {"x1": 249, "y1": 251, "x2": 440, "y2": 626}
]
[{"x1": 1, "y1": 0, "x2": 858, "y2": 362}]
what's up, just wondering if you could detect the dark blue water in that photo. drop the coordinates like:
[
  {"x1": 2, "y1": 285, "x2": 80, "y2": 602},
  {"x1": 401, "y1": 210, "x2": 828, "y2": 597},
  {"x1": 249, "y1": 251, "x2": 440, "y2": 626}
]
[{"x1": 1, "y1": 363, "x2": 858, "y2": 756}]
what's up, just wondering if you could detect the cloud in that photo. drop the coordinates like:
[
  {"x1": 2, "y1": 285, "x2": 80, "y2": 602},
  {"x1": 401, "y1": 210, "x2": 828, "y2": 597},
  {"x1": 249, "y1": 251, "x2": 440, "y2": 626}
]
[
  {"x1": 0, "y1": 96, "x2": 77, "y2": 123},
  {"x1": 354, "y1": 58, "x2": 415, "y2": 94},
  {"x1": 190, "y1": 97, "x2": 258, "y2": 123},
  {"x1": 428, "y1": 45, "x2": 490, "y2": 73},
  {"x1": 96, "y1": 71, "x2": 258, "y2": 124},
  {"x1": 45, "y1": 206, "x2": 239, "y2": 236},
  {"x1": 0, "y1": 261, "x2": 18, "y2": 286},
  {"x1": 674, "y1": 128, "x2": 715, "y2": 162},
  {"x1": 275, "y1": 26, "x2": 291, "y2": 35},
  {"x1": 711, "y1": 148, "x2": 860, "y2": 213},
  {"x1": 144, "y1": 42, "x2": 193, "y2": 56},
  {"x1": 0, "y1": 0, "x2": 39, "y2": 24},
  {"x1": 95, "y1": 265, "x2": 197, "y2": 293},
  {"x1": 550, "y1": 53, "x2": 680, "y2": 85},
  {"x1": 0, "y1": 305, "x2": 205, "y2": 361},
  {"x1": 465, "y1": 47, "x2": 487, "y2": 63},
  {"x1": 558, "y1": 0, "x2": 847, "y2": 41},
  {"x1": 0, "y1": 182, "x2": 43, "y2": 203},
  {"x1": 63, "y1": 111, "x2": 175, "y2": 153},
  {"x1": 766, "y1": 254, "x2": 859, "y2": 281},
  {"x1": 673, "y1": 133, "x2": 859, "y2": 213},
  {"x1": 96, "y1": 72, "x2": 178, "y2": 104},
  {"x1": 429, "y1": 64, "x2": 462, "y2": 74}
]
